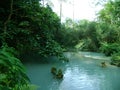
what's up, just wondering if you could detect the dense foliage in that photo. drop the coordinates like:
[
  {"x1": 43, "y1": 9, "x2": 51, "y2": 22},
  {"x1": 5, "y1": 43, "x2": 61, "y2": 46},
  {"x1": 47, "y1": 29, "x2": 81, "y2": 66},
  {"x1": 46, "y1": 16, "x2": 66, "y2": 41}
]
[
  {"x1": 0, "y1": 46, "x2": 37, "y2": 90},
  {"x1": 0, "y1": 0, "x2": 66, "y2": 89},
  {"x1": 55, "y1": 19, "x2": 101, "y2": 52},
  {"x1": 55, "y1": 0, "x2": 120, "y2": 66},
  {"x1": 0, "y1": 0, "x2": 66, "y2": 59},
  {"x1": 97, "y1": 0, "x2": 120, "y2": 66}
]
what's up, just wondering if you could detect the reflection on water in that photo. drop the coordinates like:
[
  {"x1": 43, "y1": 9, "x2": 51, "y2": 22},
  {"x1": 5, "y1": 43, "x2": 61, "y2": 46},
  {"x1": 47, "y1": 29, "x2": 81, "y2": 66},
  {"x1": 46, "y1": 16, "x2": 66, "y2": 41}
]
[{"x1": 25, "y1": 52, "x2": 120, "y2": 90}]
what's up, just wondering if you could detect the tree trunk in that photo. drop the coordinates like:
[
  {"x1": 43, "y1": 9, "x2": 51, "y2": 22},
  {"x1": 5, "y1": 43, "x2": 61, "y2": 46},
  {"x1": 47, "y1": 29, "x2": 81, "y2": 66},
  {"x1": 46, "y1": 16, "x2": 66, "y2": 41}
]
[
  {"x1": 60, "y1": 1, "x2": 62, "y2": 23},
  {"x1": 43, "y1": 0, "x2": 45, "y2": 6},
  {"x1": 72, "y1": 0, "x2": 74, "y2": 30},
  {"x1": 2, "y1": 0, "x2": 13, "y2": 45}
]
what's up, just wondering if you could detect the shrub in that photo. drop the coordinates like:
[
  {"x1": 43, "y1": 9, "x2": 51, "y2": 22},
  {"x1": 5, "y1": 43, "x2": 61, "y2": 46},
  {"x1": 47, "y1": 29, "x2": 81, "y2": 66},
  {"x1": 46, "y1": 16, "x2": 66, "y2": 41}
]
[
  {"x1": 0, "y1": 46, "x2": 36, "y2": 90},
  {"x1": 100, "y1": 42, "x2": 120, "y2": 56},
  {"x1": 111, "y1": 53, "x2": 120, "y2": 67}
]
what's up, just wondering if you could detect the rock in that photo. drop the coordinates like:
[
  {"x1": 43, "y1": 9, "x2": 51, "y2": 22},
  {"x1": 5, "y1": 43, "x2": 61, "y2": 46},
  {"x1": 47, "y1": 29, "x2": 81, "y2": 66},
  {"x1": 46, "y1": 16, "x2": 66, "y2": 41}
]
[
  {"x1": 101, "y1": 62, "x2": 106, "y2": 67},
  {"x1": 51, "y1": 67, "x2": 63, "y2": 79},
  {"x1": 51, "y1": 67, "x2": 57, "y2": 75},
  {"x1": 56, "y1": 69, "x2": 63, "y2": 79},
  {"x1": 110, "y1": 62, "x2": 116, "y2": 65},
  {"x1": 117, "y1": 63, "x2": 120, "y2": 67},
  {"x1": 110, "y1": 60, "x2": 120, "y2": 66}
]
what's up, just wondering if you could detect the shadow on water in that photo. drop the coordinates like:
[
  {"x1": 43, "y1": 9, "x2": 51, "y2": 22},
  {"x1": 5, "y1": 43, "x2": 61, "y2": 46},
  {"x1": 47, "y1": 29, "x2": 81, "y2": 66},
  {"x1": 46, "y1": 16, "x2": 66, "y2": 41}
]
[
  {"x1": 21, "y1": 53, "x2": 65, "y2": 64},
  {"x1": 24, "y1": 52, "x2": 120, "y2": 90}
]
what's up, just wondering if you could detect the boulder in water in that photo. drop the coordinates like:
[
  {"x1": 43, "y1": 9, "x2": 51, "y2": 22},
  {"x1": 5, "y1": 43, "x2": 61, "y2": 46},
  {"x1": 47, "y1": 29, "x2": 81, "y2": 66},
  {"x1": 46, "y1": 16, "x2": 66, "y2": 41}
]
[
  {"x1": 51, "y1": 67, "x2": 63, "y2": 79},
  {"x1": 51, "y1": 67, "x2": 57, "y2": 75},
  {"x1": 56, "y1": 69, "x2": 63, "y2": 79},
  {"x1": 101, "y1": 62, "x2": 106, "y2": 67}
]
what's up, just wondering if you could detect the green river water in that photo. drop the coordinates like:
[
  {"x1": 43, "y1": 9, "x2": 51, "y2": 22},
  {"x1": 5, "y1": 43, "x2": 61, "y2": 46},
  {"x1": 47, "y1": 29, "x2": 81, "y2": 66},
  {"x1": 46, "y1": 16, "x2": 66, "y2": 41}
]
[{"x1": 25, "y1": 52, "x2": 120, "y2": 90}]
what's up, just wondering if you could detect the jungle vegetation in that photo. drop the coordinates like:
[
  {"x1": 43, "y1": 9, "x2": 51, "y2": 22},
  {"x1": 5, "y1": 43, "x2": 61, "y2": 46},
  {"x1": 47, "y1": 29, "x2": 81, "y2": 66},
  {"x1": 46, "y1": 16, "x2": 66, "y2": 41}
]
[{"x1": 0, "y1": 0, "x2": 120, "y2": 89}]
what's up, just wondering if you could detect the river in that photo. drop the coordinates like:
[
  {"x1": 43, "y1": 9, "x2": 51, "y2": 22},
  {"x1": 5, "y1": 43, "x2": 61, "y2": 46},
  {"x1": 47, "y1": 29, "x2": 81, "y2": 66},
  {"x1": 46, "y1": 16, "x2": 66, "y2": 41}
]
[{"x1": 24, "y1": 52, "x2": 120, "y2": 90}]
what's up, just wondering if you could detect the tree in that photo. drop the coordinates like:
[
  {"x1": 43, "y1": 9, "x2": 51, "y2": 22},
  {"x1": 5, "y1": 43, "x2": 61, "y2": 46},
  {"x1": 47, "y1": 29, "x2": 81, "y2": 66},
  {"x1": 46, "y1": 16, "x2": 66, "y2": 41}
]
[
  {"x1": 58, "y1": 0, "x2": 70, "y2": 23},
  {"x1": 0, "y1": 0, "x2": 66, "y2": 60},
  {"x1": 40, "y1": 0, "x2": 54, "y2": 7},
  {"x1": 0, "y1": 0, "x2": 13, "y2": 46},
  {"x1": 98, "y1": 0, "x2": 120, "y2": 26}
]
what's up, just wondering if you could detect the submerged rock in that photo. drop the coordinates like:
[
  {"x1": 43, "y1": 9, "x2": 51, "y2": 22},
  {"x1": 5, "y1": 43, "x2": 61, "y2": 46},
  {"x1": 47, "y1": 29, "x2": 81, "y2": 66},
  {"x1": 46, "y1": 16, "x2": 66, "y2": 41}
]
[{"x1": 101, "y1": 62, "x2": 106, "y2": 67}]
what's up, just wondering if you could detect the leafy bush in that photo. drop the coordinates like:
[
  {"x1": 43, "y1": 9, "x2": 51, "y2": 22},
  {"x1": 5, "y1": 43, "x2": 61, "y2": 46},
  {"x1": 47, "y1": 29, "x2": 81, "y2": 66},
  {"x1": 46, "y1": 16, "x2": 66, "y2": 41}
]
[
  {"x1": 13, "y1": 84, "x2": 38, "y2": 90},
  {"x1": 111, "y1": 53, "x2": 120, "y2": 61},
  {"x1": 100, "y1": 42, "x2": 120, "y2": 56},
  {"x1": 0, "y1": 46, "x2": 36, "y2": 90},
  {"x1": 111, "y1": 53, "x2": 120, "y2": 67},
  {"x1": 38, "y1": 39, "x2": 68, "y2": 62}
]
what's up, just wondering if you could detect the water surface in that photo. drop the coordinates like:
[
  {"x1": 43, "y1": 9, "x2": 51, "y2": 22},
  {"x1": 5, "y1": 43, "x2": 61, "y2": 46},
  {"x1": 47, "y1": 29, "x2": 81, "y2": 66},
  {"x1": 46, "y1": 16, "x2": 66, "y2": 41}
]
[{"x1": 25, "y1": 52, "x2": 120, "y2": 90}]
